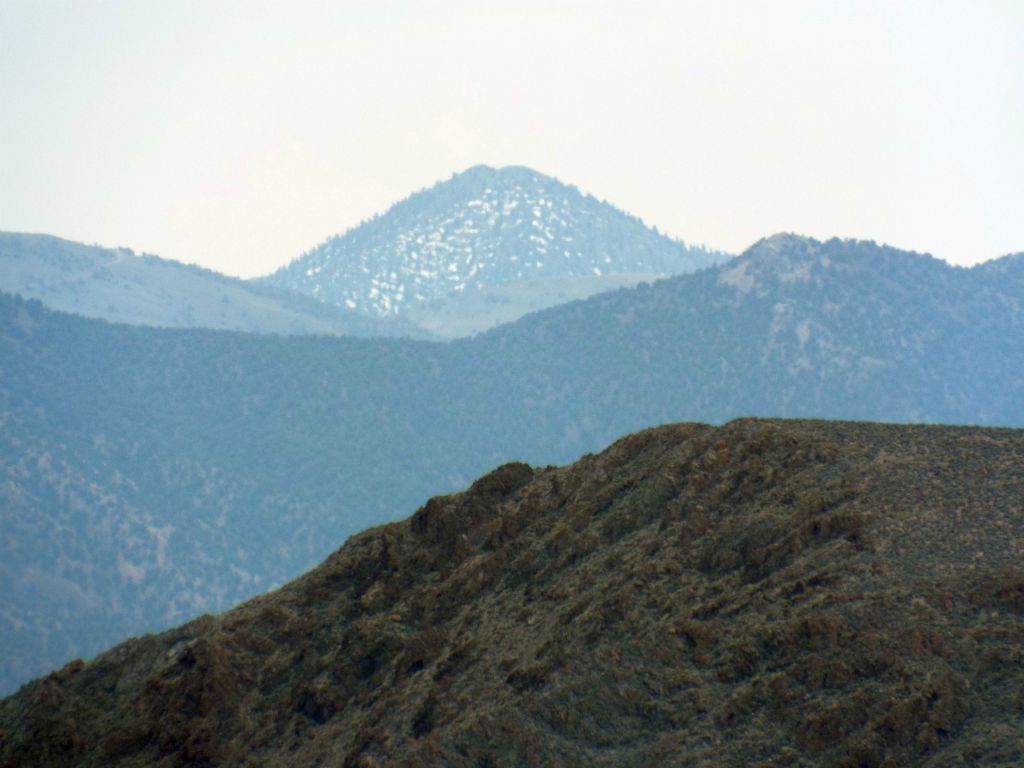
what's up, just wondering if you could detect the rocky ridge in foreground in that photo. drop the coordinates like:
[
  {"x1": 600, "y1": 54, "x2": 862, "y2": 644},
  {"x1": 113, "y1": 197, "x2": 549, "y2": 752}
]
[{"x1": 1, "y1": 419, "x2": 1022, "y2": 767}]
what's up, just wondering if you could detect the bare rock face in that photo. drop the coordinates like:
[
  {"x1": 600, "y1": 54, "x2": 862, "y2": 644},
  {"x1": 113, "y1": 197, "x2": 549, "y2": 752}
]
[{"x1": 2, "y1": 419, "x2": 1023, "y2": 767}]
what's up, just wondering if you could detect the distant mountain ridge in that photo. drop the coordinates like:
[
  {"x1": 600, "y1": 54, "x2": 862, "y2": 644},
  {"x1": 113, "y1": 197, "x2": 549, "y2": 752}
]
[
  {"x1": 1, "y1": 233, "x2": 1022, "y2": 695},
  {"x1": 261, "y1": 165, "x2": 728, "y2": 333},
  {"x1": 468, "y1": 233, "x2": 1023, "y2": 426},
  {"x1": 0, "y1": 231, "x2": 432, "y2": 339},
  {"x1": 2, "y1": 167, "x2": 728, "y2": 339}
]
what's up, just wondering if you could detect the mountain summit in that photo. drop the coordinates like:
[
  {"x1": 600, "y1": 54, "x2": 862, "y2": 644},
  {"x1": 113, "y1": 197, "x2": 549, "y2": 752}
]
[
  {"x1": 260, "y1": 165, "x2": 726, "y2": 332},
  {"x1": 715, "y1": 233, "x2": 948, "y2": 296}
]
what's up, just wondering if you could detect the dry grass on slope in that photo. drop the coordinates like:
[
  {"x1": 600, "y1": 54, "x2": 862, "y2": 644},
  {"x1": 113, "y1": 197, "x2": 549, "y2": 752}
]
[{"x1": 1, "y1": 419, "x2": 1022, "y2": 767}]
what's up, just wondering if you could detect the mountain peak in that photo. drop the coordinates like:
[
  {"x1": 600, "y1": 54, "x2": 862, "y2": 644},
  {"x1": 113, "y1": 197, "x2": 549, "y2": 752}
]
[
  {"x1": 438, "y1": 164, "x2": 572, "y2": 199},
  {"x1": 718, "y1": 234, "x2": 957, "y2": 297},
  {"x1": 261, "y1": 167, "x2": 727, "y2": 320},
  {"x1": 453, "y1": 163, "x2": 547, "y2": 181},
  {"x1": 716, "y1": 233, "x2": 824, "y2": 294},
  {"x1": 743, "y1": 232, "x2": 820, "y2": 258}
]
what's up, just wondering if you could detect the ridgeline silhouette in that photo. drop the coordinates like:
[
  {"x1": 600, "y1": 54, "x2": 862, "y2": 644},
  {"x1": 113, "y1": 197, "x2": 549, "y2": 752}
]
[{"x1": 2, "y1": 419, "x2": 1022, "y2": 767}]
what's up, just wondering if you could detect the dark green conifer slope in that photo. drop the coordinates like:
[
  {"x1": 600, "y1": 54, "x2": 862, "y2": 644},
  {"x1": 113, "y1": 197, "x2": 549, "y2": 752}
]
[{"x1": 1, "y1": 234, "x2": 1022, "y2": 695}]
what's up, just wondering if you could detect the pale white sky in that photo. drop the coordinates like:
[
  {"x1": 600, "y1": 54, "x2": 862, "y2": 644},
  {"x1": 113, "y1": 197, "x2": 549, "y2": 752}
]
[{"x1": 1, "y1": 0, "x2": 1021, "y2": 277}]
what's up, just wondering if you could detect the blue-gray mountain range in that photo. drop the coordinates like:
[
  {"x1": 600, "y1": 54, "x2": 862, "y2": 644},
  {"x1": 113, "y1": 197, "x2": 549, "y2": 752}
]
[
  {"x1": 3, "y1": 166, "x2": 728, "y2": 340},
  {"x1": 1, "y1": 232, "x2": 1021, "y2": 695}
]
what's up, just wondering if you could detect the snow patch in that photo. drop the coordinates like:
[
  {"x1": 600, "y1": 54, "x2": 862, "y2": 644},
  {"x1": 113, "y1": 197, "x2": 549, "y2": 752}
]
[
  {"x1": 795, "y1": 320, "x2": 811, "y2": 347},
  {"x1": 117, "y1": 555, "x2": 146, "y2": 584},
  {"x1": 147, "y1": 525, "x2": 174, "y2": 570},
  {"x1": 718, "y1": 261, "x2": 756, "y2": 294},
  {"x1": 780, "y1": 263, "x2": 812, "y2": 283}
]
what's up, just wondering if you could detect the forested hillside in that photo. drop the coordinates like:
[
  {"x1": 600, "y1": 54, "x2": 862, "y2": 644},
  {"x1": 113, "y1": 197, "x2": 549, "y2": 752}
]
[{"x1": 1, "y1": 234, "x2": 1022, "y2": 693}]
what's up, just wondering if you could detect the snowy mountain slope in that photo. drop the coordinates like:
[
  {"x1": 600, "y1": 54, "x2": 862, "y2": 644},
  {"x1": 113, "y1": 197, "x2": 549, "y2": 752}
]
[
  {"x1": 0, "y1": 232, "x2": 431, "y2": 339},
  {"x1": 261, "y1": 165, "x2": 727, "y2": 332}
]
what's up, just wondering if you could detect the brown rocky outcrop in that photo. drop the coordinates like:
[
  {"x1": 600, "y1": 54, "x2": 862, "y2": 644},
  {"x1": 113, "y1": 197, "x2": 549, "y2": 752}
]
[{"x1": 2, "y1": 419, "x2": 1022, "y2": 766}]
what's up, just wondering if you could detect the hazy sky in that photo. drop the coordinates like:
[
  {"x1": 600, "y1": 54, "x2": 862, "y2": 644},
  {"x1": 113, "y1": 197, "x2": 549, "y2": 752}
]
[{"x1": 1, "y1": 1, "x2": 1021, "y2": 277}]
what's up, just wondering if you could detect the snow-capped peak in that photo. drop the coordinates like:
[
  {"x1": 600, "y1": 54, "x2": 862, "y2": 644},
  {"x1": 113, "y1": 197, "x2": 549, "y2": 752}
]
[{"x1": 261, "y1": 165, "x2": 727, "y2": 318}]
